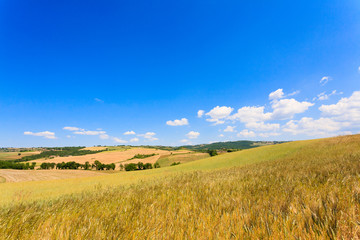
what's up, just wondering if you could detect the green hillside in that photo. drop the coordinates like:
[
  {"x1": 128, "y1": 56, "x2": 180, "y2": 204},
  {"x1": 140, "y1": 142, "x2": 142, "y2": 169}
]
[
  {"x1": 182, "y1": 140, "x2": 287, "y2": 150},
  {"x1": 0, "y1": 134, "x2": 359, "y2": 239}
]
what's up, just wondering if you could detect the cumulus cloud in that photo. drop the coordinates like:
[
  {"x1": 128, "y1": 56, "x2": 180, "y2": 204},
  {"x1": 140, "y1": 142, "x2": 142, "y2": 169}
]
[
  {"x1": 219, "y1": 134, "x2": 224, "y2": 137},
  {"x1": 245, "y1": 122, "x2": 280, "y2": 132},
  {"x1": 130, "y1": 137, "x2": 139, "y2": 142},
  {"x1": 224, "y1": 126, "x2": 236, "y2": 132},
  {"x1": 112, "y1": 137, "x2": 128, "y2": 144},
  {"x1": 206, "y1": 106, "x2": 233, "y2": 125},
  {"x1": 270, "y1": 98, "x2": 314, "y2": 120},
  {"x1": 180, "y1": 139, "x2": 190, "y2": 143},
  {"x1": 319, "y1": 91, "x2": 360, "y2": 123},
  {"x1": 197, "y1": 110, "x2": 205, "y2": 118},
  {"x1": 237, "y1": 129, "x2": 256, "y2": 138},
  {"x1": 283, "y1": 117, "x2": 346, "y2": 136},
  {"x1": 320, "y1": 76, "x2": 331, "y2": 86},
  {"x1": 166, "y1": 118, "x2": 189, "y2": 126},
  {"x1": 186, "y1": 131, "x2": 200, "y2": 139},
  {"x1": 229, "y1": 106, "x2": 271, "y2": 123},
  {"x1": 63, "y1": 126, "x2": 81, "y2": 131},
  {"x1": 24, "y1": 131, "x2": 57, "y2": 139},
  {"x1": 269, "y1": 89, "x2": 284, "y2": 100},
  {"x1": 138, "y1": 132, "x2": 158, "y2": 141},
  {"x1": 124, "y1": 131, "x2": 136, "y2": 135}
]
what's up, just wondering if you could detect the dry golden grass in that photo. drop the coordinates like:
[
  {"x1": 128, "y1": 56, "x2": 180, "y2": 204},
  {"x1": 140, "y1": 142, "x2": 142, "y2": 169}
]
[
  {"x1": 0, "y1": 169, "x2": 106, "y2": 183},
  {"x1": 30, "y1": 148, "x2": 187, "y2": 167},
  {"x1": 157, "y1": 152, "x2": 210, "y2": 167},
  {"x1": 1, "y1": 135, "x2": 360, "y2": 239},
  {"x1": 0, "y1": 151, "x2": 40, "y2": 161},
  {"x1": 80, "y1": 146, "x2": 108, "y2": 151}
]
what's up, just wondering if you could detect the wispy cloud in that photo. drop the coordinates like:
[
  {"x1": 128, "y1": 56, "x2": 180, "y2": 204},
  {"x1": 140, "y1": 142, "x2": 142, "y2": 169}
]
[
  {"x1": 24, "y1": 131, "x2": 57, "y2": 139},
  {"x1": 94, "y1": 98, "x2": 104, "y2": 103},
  {"x1": 320, "y1": 76, "x2": 331, "y2": 86}
]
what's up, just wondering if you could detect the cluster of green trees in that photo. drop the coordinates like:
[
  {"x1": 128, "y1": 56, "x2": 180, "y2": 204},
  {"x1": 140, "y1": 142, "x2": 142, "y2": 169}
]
[
  {"x1": 207, "y1": 150, "x2": 218, "y2": 157},
  {"x1": 39, "y1": 160, "x2": 116, "y2": 170},
  {"x1": 130, "y1": 153, "x2": 156, "y2": 160},
  {"x1": 0, "y1": 161, "x2": 36, "y2": 170},
  {"x1": 121, "y1": 162, "x2": 160, "y2": 171},
  {"x1": 20, "y1": 147, "x2": 106, "y2": 162}
]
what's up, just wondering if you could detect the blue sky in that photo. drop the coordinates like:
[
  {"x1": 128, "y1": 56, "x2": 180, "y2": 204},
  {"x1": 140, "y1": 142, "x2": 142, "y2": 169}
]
[{"x1": 0, "y1": 0, "x2": 359, "y2": 147}]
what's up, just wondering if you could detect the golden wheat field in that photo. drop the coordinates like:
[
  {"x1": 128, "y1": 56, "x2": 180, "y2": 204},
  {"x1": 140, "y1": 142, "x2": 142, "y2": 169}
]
[
  {"x1": 29, "y1": 148, "x2": 191, "y2": 166},
  {"x1": 0, "y1": 135, "x2": 360, "y2": 239},
  {"x1": 0, "y1": 169, "x2": 107, "y2": 183}
]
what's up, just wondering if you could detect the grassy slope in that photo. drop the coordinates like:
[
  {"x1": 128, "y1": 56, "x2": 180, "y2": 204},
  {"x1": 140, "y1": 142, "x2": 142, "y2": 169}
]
[
  {"x1": 0, "y1": 139, "x2": 307, "y2": 206},
  {"x1": 156, "y1": 152, "x2": 210, "y2": 167},
  {"x1": 1, "y1": 135, "x2": 360, "y2": 239}
]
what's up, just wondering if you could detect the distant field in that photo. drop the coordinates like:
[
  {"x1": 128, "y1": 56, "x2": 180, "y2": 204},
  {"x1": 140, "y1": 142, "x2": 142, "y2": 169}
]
[
  {"x1": 0, "y1": 151, "x2": 40, "y2": 161},
  {"x1": 29, "y1": 148, "x2": 192, "y2": 169},
  {"x1": 0, "y1": 169, "x2": 106, "y2": 183},
  {"x1": 156, "y1": 152, "x2": 210, "y2": 167},
  {"x1": 81, "y1": 146, "x2": 108, "y2": 151}
]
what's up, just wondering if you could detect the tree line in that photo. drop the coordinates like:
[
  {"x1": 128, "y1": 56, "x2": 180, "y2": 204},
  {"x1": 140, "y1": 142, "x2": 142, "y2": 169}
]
[
  {"x1": 120, "y1": 162, "x2": 160, "y2": 171},
  {"x1": 0, "y1": 161, "x2": 36, "y2": 170},
  {"x1": 20, "y1": 147, "x2": 107, "y2": 162}
]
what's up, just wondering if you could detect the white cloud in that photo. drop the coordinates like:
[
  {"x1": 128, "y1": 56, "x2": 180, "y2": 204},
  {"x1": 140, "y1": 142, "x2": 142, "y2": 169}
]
[
  {"x1": 269, "y1": 89, "x2": 284, "y2": 100},
  {"x1": 197, "y1": 110, "x2": 205, "y2": 118},
  {"x1": 24, "y1": 131, "x2": 57, "y2": 139},
  {"x1": 94, "y1": 98, "x2": 104, "y2": 103},
  {"x1": 166, "y1": 118, "x2": 189, "y2": 126},
  {"x1": 130, "y1": 137, "x2": 139, "y2": 142},
  {"x1": 224, "y1": 126, "x2": 236, "y2": 132},
  {"x1": 237, "y1": 129, "x2": 256, "y2": 138},
  {"x1": 319, "y1": 91, "x2": 360, "y2": 123},
  {"x1": 180, "y1": 139, "x2": 190, "y2": 143},
  {"x1": 229, "y1": 106, "x2": 271, "y2": 123},
  {"x1": 124, "y1": 131, "x2": 136, "y2": 135},
  {"x1": 74, "y1": 130, "x2": 106, "y2": 135},
  {"x1": 316, "y1": 90, "x2": 341, "y2": 101},
  {"x1": 283, "y1": 117, "x2": 345, "y2": 136},
  {"x1": 358, "y1": 66, "x2": 360, "y2": 72},
  {"x1": 99, "y1": 134, "x2": 109, "y2": 140},
  {"x1": 219, "y1": 134, "x2": 224, "y2": 137},
  {"x1": 270, "y1": 98, "x2": 314, "y2": 120},
  {"x1": 245, "y1": 122, "x2": 280, "y2": 132},
  {"x1": 320, "y1": 76, "x2": 331, "y2": 86},
  {"x1": 186, "y1": 131, "x2": 200, "y2": 139},
  {"x1": 287, "y1": 90, "x2": 300, "y2": 97},
  {"x1": 63, "y1": 126, "x2": 81, "y2": 131},
  {"x1": 138, "y1": 132, "x2": 158, "y2": 141},
  {"x1": 112, "y1": 137, "x2": 128, "y2": 144},
  {"x1": 205, "y1": 106, "x2": 233, "y2": 125},
  {"x1": 206, "y1": 119, "x2": 225, "y2": 125}
]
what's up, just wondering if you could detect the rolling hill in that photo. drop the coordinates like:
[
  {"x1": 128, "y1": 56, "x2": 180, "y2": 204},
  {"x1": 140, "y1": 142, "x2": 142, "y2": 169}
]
[{"x1": 0, "y1": 134, "x2": 359, "y2": 239}]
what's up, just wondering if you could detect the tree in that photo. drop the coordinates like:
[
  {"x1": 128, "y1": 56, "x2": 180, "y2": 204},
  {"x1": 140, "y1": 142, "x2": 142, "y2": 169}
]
[
  {"x1": 154, "y1": 162, "x2": 160, "y2": 168},
  {"x1": 84, "y1": 161, "x2": 90, "y2": 170},
  {"x1": 144, "y1": 163, "x2": 152, "y2": 169},
  {"x1": 124, "y1": 163, "x2": 137, "y2": 171},
  {"x1": 207, "y1": 150, "x2": 218, "y2": 157}
]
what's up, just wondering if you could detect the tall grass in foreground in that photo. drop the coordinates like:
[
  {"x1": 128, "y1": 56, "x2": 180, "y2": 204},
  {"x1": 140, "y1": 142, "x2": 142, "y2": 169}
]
[{"x1": 1, "y1": 135, "x2": 360, "y2": 239}]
